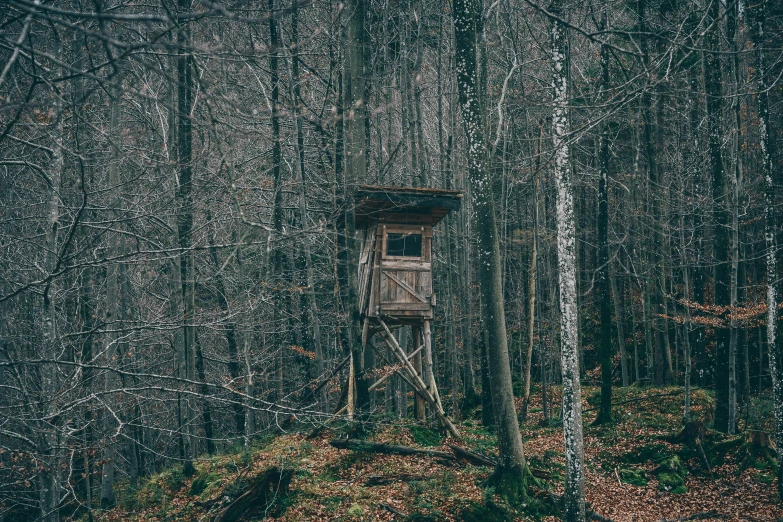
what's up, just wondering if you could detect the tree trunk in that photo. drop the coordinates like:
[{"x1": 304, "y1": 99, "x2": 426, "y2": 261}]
[
  {"x1": 206, "y1": 223, "x2": 246, "y2": 434},
  {"x1": 175, "y1": 0, "x2": 196, "y2": 475},
  {"x1": 705, "y1": 0, "x2": 732, "y2": 433},
  {"x1": 453, "y1": 0, "x2": 529, "y2": 502},
  {"x1": 290, "y1": 0, "x2": 325, "y2": 408},
  {"x1": 610, "y1": 271, "x2": 628, "y2": 387},
  {"x1": 754, "y1": 0, "x2": 782, "y2": 498},
  {"x1": 40, "y1": 27, "x2": 64, "y2": 522},
  {"x1": 680, "y1": 200, "x2": 693, "y2": 422},
  {"x1": 726, "y1": 0, "x2": 744, "y2": 436},
  {"x1": 596, "y1": 19, "x2": 613, "y2": 423},
  {"x1": 268, "y1": 0, "x2": 286, "y2": 407},
  {"x1": 550, "y1": 2, "x2": 586, "y2": 518},
  {"x1": 521, "y1": 123, "x2": 542, "y2": 422},
  {"x1": 344, "y1": 0, "x2": 370, "y2": 411},
  {"x1": 100, "y1": 75, "x2": 122, "y2": 509}
]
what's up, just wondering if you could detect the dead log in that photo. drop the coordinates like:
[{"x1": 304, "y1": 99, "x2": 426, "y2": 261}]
[
  {"x1": 656, "y1": 509, "x2": 725, "y2": 521},
  {"x1": 211, "y1": 467, "x2": 293, "y2": 522},
  {"x1": 448, "y1": 444, "x2": 497, "y2": 466},
  {"x1": 330, "y1": 438, "x2": 455, "y2": 460},
  {"x1": 365, "y1": 473, "x2": 425, "y2": 486}
]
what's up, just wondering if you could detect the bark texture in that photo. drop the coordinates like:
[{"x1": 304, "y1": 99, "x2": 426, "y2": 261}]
[
  {"x1": 453, "y1": 0, "x2": 528, "y2": 502},
  {"x1": 550, "y1": 3, "x2": 586, "y2": 519}
]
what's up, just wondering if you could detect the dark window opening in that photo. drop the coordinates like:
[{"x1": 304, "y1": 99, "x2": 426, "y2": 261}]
[{"x1": 386, "y1": 233, "x2": 422, "y2": 257}]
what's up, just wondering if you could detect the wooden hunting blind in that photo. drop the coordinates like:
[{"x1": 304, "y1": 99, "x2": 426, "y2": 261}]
[
  {"x1": 351, "y1": 185, "x2": 463, "y2": 437},
  {"x1": 355, "y1": 185, "x2": 462, "y2": 324}
]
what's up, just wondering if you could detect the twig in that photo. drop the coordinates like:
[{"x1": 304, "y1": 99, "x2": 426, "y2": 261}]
[
  {"x1": 380, "y1": 503, "x2": 407, "y2": 516},
  {"x1": 614, "y1": 467, "x2": 626, "y2": 489},
  {"x1": 657, "y1": 509, "x2": 725, "y2": 521},
  {"x1": 583, "y1": 390, "x2": 683, "y2": 413}
]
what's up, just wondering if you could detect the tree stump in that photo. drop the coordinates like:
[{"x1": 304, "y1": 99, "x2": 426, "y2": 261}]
[{"x1": 212, "y1": 467, "x2": 293, "y2": 522}]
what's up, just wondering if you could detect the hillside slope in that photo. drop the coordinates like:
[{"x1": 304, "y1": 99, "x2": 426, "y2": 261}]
[{"x1": 93, "y1": 386, "x2": 782, "y2": 521}]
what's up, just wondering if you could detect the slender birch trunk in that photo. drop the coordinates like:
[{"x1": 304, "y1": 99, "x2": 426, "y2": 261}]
[
  {"x1": 755, "y1": 0, "x2": 782, "y2": 498},
  {"x1": 551, "y1": 2, "x2": 585, "y2": 518}
]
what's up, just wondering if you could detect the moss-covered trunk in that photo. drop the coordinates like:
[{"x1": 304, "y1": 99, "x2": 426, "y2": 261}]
[{"x1": 452, "y1": 0, "x2": 528, "y2": 503}]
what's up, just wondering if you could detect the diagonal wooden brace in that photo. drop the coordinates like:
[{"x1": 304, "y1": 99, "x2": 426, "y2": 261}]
[
  {"x1": 377, "y1": 319, "x2": 460, "y2": 439},
  {"x1": 368, "y1": 344, "x2": 424, "y2": 392}
]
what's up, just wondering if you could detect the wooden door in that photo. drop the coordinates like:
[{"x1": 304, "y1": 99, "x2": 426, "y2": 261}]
[{"x1": 377, "y1": 225, "x2": 433, "y2": 318}]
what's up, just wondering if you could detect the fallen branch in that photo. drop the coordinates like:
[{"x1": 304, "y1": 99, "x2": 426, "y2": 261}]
[
  {"x1": 583, "y1": 390, "x2": 683, "y2": 413},
  {"x1": 309, "y1": 354, "x2": 351, "y2": 398},
  {"x1": 448, "y1": 444, "x2": 497, "y2": 466},
  {"x1": 656, "y1": 509, "x2": 725, "y2": 521},
  {"x1": 365, "y1": 473, "x2": 425, "y2": 486},
  {"x1": 330, "y1": 438, "x2": 454, "y2": 460}
]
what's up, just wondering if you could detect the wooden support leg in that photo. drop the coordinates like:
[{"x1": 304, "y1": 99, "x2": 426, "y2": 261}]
[
  {"x1": 369, "y1": 343, "x2": 423, "y2": 392},
  {"x1": 423, "y1": 320, "x2": 445, "y2": 416},
  {"x1": 347, "y1": 352, "x2": 356, "y2": 420},
  {"x1": 377, "y1": 319, "x2": 460, "y2": 439},
  {"x1": 411, "y1": 325, "x2": 426, "y2": 421}
]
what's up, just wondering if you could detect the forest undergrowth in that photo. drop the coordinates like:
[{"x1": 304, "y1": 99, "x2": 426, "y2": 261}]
[{"x1": 92, "y1": 386, "x2": 781, "y2": 522}]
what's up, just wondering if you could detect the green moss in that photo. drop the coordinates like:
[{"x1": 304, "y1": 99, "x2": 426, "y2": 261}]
[
  {"x1": 406, "y1": 512, "x2": 441, "y2": 522},
  {"x1": 222, "y1": 476, "x2": 249, "y2": 500},
  {"x1": 657, "y1": 472, "x2": 685, "y2": 492},
  {"x1": 656, "y1": 456, "x2": 687, "y2": 493},
  {"x1": 347, "y1": 503, "x2": 364, "y2": 517},
  {"x1": 321, "y1": 495, "x2": 345, "y2": 513},
  {"x1": 457, "y1": 500, "x2": 512, "y2": 522},
  {"x1": 117, "y1": 484, "x2": 141, "y2": 511},
  {"x1": 619, "y1": 443, "x2": 670, "y2": 464},
  {"x1": 619, "y1": 468, "x2": 648, "y2": 486},
  {"x1": 188, "y1": 472, "x2": 218, "y2": 496},
  {"x1": 409, "y1": 425, "x2": 442, "y2": 447},
  {"x1": 161, "y1": 467, "x2": 186, "y2": 492},
  {"x1": 755, "y1": 472, "x2": 773, "y2": 485}
]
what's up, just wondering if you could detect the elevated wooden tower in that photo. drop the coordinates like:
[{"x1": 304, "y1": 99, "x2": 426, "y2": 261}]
[{"x1": 353, "y1": 185, "x2": 462, "y2": 437}]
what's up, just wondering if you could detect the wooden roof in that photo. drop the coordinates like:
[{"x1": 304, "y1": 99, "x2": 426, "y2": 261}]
[{"x1": 354, "y1": 185, "x2": 463, "y2": 227}]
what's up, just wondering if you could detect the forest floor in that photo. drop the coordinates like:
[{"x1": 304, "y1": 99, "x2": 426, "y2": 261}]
[{"x1": 93, "y1": 386, "x2": 782, "y2": 522}]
